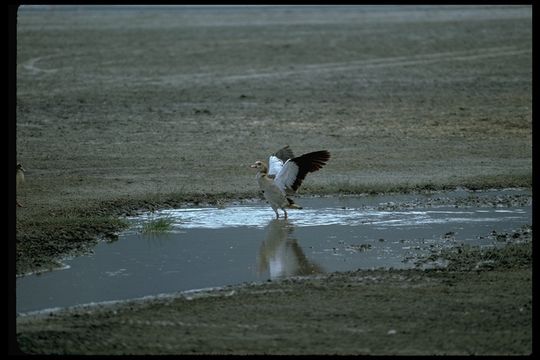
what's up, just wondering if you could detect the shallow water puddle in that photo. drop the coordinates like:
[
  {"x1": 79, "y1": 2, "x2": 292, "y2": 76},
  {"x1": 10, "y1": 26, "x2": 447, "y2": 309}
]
[{"x1": 16, "y1": 190, "x2": 531, "y2": 313}]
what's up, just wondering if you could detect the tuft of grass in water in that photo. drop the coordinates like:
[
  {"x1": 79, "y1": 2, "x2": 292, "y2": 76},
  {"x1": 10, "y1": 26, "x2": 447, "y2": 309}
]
[{"x1": 140, "y1": 216, "x2": 175, "y2": 234}]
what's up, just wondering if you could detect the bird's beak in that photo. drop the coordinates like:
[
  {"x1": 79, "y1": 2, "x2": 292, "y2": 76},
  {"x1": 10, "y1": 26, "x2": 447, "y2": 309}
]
[{"x1": 250, "y1": 164, "x2": 257, "y2": 168}]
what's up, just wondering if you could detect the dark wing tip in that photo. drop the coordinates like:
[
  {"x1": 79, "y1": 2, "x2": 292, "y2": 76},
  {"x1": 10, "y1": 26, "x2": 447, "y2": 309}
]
[
  {"x1": 290, "y1": 150, "x2": 331, "y2": 191},
  {"x1": 298, "y1": 150, "x2": 330, "y2": 172}
]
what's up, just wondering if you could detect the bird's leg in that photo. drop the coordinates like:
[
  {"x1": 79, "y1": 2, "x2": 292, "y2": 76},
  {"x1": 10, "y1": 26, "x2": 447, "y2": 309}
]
[
  {"x1": 273, "y1": 209, "x2": 280, "y2": 219},
  {"x1": 283, "y1": 208, "x2": 288, "y2": 219}
]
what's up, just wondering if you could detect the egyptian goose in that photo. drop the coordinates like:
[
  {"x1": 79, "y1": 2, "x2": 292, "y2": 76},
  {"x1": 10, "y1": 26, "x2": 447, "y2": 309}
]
[
  {"x1": 16, "y1": 163, "x2": 25, "y2": 207},
  {"x1": 250, "y1": 146, "x2": 330, "y2": 219}
]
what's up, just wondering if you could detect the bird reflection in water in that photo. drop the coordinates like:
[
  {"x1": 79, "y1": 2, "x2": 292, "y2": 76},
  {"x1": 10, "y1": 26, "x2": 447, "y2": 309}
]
[{"x1": 258, "y1": 219, "x2": 324, "y2": 279}]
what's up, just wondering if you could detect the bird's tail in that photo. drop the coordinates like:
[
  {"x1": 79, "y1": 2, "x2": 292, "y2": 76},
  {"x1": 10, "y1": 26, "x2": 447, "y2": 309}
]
[{"x1": 286, "y1": 197, "x2": 303, "y2": 209}]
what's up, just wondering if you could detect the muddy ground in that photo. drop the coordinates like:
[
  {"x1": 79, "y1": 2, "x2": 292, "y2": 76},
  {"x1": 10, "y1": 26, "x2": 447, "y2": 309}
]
[{"x1": 13, "y1": 5, "x2": 532, "y2": 355}]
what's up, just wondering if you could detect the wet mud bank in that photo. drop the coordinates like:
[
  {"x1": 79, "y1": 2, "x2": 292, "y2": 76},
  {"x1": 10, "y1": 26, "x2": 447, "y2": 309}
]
[
  {"x1": 15, "y1": 192, "x2": 532, "y2": 355},
  {"x1": 15, "y1": 188, "x2": 531, "y2": 277},
  {"x1": 15, "y1": 189, "x2": 531, "y2": 313},
  {"x1": 16, "y1": 237, "x2": 531, "y2": 355}
]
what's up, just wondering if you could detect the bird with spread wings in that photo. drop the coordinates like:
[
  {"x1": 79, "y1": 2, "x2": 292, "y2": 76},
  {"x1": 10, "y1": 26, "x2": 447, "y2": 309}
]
[{"x1": 250, "y1": 146, "x2": 330, "y2": 219}]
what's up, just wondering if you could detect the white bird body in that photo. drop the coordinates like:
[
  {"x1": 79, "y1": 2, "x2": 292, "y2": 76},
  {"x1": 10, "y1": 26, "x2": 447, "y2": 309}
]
[
  {"x1": 251, "y1": 146, "x2": 330, "y2": 219},
  {"x1": 256, "y1": 170, "x2": 290, "y2": 216},
  {"x1": 268, "y1": 155, "x2": 285, "y2": 178}
]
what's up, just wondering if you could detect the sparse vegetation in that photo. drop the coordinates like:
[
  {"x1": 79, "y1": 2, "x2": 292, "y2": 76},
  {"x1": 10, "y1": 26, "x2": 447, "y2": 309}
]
[{"x1": 140, "y1": 217, "x2": 174, "y2": 234}]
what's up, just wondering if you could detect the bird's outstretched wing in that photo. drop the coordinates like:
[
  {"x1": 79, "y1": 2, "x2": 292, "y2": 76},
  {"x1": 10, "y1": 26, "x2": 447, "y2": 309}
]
[
  {"x1": 268, "y1": 145, "x2": 295, "y2": 178},
  {"x1": 274, "y1": 150, "x2": 330, "y2": 193},
  {"x1": 274, "y1": 145, "x2": 295, "y2": 162}
]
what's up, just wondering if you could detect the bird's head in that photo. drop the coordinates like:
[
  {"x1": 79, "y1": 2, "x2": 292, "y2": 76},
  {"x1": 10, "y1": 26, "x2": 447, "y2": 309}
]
[
  {"x1": 17, "y1": 163, "x2": 25, "y2": 172},
  {"x1": 250, "y1": 160, "x2": 268, "y2": 173}
]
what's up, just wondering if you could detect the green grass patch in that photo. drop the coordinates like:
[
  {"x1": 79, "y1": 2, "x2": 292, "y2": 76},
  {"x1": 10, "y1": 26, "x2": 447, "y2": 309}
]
[{"x1": 140, "y1": 217, "x2": 175, "y2": 234}]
